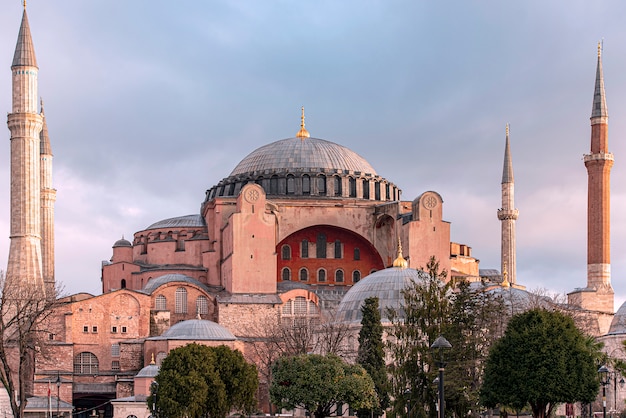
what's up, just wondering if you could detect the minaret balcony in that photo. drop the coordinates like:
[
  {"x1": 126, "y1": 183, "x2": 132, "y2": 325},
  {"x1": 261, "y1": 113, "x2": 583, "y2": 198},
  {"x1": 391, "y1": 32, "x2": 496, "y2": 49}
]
[
  {"x1": 497, "y1": 208, "x2": 519, "y2": 220},
  {"x1": 584, "y1": 152, "x2": 614, "y2": 163}
]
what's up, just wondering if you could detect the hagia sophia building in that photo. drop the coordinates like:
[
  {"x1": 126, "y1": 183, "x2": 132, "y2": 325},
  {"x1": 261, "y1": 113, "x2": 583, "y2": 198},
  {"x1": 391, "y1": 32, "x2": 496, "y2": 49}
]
[{"x1": 3, "y1": 5, "x2": 626, "y2": 418}]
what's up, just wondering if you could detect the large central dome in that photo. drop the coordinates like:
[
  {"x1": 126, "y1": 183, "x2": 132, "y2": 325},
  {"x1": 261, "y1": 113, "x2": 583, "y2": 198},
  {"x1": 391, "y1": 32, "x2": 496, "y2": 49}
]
[{"x1": 230, "y1": 137, "x2": 377, "y2": 177}]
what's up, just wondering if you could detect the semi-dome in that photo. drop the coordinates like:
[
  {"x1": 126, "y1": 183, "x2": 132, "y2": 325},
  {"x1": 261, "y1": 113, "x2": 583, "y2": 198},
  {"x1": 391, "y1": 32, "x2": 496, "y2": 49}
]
[
  {"x1": 336, "y1": 265, "x2": 426, "y2": 324},
  {"x1": 230, "y1": 137, "x2": 377, "y2": 177},
  {"x1": 608, "y1": 301, "x2": 626, "y2": 335},
  {"x1": 145, "y1": 214, "x2": 206, "y2": 230},
  {"x1": 142, "y1": 273, "x2": 211, "y2": 295},
  {"x1": 152, "y1": 319, "x2": 236, "y2": 341}
]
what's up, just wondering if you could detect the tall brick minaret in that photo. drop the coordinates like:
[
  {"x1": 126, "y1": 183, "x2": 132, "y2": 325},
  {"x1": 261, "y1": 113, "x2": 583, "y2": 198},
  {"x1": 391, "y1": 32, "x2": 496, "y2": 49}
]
[
  {"x1": 497, "y1": 124, "x2": 518, "y2": 285},
  {"x1": 5, "y1": 5, "x2": 46, "y2": 294},
  {"x1": 40, "y1": 99, "x2": 56, "y2": 295},
  {"x1": 568, "y1": 43, "x2": 614, "y2": 336}
]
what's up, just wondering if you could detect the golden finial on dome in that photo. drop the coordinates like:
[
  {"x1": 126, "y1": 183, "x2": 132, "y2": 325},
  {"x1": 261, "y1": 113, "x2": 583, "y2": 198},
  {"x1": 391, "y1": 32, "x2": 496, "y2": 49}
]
[
  {"x1": 296, "y1": 106, "x2": 310, "y2": 139},
  {"x1": 598, "y1": 40, "x2": 602, "y2": 58},
  {"x1": 150, "y1": 353, "x2": 155, "y2": 365},
  {"x1": 23, "y1": 0, "x2": 26, "y2": 10},
  {"x1": 392, "y1": 237, "x2": 408, "y2": 269},
  {"x1": 506, "y1": 123, "x2": 509, "y2": 138},
  {"x1": 501, "y1": 263, "x2": 510, "y2": 288}
]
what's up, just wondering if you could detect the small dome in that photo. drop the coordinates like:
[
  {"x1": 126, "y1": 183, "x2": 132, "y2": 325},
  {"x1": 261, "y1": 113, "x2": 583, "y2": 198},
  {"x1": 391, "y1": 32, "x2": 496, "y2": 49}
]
[
  {"x1": 608, "y1": 301, "x2": 626, "y2": 335},
  {"x1": 136, "y1": 363, "x2": 160, "y2": 378},
  {"x1": 336, "y1": 266, "x2": 427, "y2": 324},
  {"x1": 113, "y1": 238, "x2": 132, "y2": 248},
  {"x1": 155, "y1": 319, "x2": 236, "y2": 341},
  {"x1": 230, "y1": 137, "x2": 377, "y2": 177},
  {"x1": 145, "y1": 214, "x2": 206, "y2": 230}
]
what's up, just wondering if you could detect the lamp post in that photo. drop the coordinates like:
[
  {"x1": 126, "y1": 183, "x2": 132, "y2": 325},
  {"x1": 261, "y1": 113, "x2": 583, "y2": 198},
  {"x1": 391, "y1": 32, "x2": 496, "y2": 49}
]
[
  {"x1": 599, "y1": 366, "x2": 610, "y2": 418},
  {"x1": 404, "y1": 388, "x2": 411, "y2": 418},
  {"x1": 150, "y1": 381, "x2": 159, "y2": 417},
  {"x1": 55, "y1": 372, "x2": 61, "y2": 418},
  {"x1": 431, "y1": 336, "x2": 452, "y2": 418}
]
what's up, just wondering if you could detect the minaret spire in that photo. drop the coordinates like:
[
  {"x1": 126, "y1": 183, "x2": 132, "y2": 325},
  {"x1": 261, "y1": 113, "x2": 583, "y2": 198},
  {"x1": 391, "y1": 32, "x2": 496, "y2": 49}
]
[
  {"x1": 497, "y1": 124, "x2": 519, "y2": 285},
  {"x1": 6, "y1": 6, "x2": 45, "y2": 294},
  {"x1": 568, "y1": 43, "x2": 614, "y2": 335}
]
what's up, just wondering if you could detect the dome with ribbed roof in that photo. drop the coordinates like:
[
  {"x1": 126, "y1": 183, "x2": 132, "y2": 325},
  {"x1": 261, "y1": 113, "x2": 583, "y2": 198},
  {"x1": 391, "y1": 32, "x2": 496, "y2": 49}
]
[
  {"x1": 151, "y1": 319, "x2": 236, "y2": 341},
  {"x1": 336, "y1": 265, "x2": 427, "y2": 324},
  {"x1": 113, "y1": 238, "x2": 132, "y2": 248},
  {"x1": 230, "y1": 137, "x2": 377, "y2": 177}
]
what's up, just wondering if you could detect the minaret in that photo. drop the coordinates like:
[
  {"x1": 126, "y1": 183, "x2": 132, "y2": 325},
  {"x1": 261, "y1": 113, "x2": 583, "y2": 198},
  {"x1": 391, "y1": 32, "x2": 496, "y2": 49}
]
[
  {"x1": 497, "y1": 124, "x2": 519, "y2": 285},
  {"x1": 584, "y1": 42, "x2": 613, "y2": 295},
  {"x1": 6, "y1": 5, "x2": 45, "y2": 294},
  {"x1": 40, "y1": 99, "x2": 56, "y2": 295}
]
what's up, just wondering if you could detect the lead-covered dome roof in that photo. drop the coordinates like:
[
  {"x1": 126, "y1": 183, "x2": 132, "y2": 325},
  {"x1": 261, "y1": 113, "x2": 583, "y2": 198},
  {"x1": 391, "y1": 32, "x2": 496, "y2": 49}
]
[
  {"x1": 230, "y1": 137, "x2": 377, "y2": 177},
  {"x1": 150, "y1": 319, "x2": 236, "y2": 341},
  {"x1": 336, "y1": 266, "x2": 427, "y2": 324}
]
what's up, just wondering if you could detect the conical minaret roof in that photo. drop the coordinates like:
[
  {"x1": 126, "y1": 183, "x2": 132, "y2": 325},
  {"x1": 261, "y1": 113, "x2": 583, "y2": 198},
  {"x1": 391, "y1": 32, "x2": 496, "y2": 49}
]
[
  {"x1": 501, "y1": 124, "x2": 514, "y2": 184},
  {"x1": 12, "y1": 7, "x2": 38, "y2": 68},
  {"x1": 591, "y1": 42, "x2": 608, "y2": 119},
  {"x1": 40, "y1": 99, "x2": 52, "y2": 155}
]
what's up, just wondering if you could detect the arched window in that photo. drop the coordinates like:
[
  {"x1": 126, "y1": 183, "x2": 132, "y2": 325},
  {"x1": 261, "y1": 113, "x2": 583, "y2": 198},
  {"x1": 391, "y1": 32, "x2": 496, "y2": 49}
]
[
  {"x1": 334, "y1": 240, "x2": 342, "y2": 259},
  {"x1": 302, "y1": 175, "x2": 310, "y2": 195},
  {"x1": 121, "y1": 279, "x2": 126, "y2": 289},
  {"x1": 318, "y1": 269, "x2": 326, "y2": 282},
  {"x1": 354, "y1": 247, "x2": 360, "y2": 260},
  {"x1": 155, "y1": 295, "x2": 167, "y2": 310},
  {"x1": 281, "y1": 245, "x2": 291, "y2": 260},
  {"x1": 316, "y1": 233, "x2": 327, "y2": 258},
  {"x1": 175, "y1": 288, "x2": 187, "y2": 314},
  {"x1": 385, "y1": 183, "x2": 390, "y2": 200},
  {"x1": 349, "y1": 177, "x2": 356, "y2": 197},
  {"x1": 335, "y1": 269, "x2": 344, "y2": 282},
  {"x1": 270, "y1": 176, "x2": 279, "y2": 194},
  {"x1": 196, "y1": 296, "x2": 209, "y2": 315},
  {"x1": 375, "y1": 182, "x2": 381, "y2": 200},
  {"x1": 299, "y1": 268, "x2": 308, "y2": 281},
  {"x1": 287, "y1": 175, "x2": 295, "y2": 194},
  {"x1": 318, "y1": 176, "x2": 326, "y2": 195},
  {"x1": 228, "y1": 182, "x2": 236, "y2": 195},
  {"x1": 301, "y1": 240, "x2": 309, "y2": 258},
  {"x1": 353, "y1": 270, "x2": 361, "y2": 283},
  {"x1": 74, "y1": 352, "x2": 99, "y2": 374},
  {"x1": 282, "y1": 267, "x2": 291, "y2": 281},
  {"x1": 334, "y1": 176, "x2": 342, "y2": 196},
  {"x1": 363, "y1": 180, "x2": 370, "y2": 199}
]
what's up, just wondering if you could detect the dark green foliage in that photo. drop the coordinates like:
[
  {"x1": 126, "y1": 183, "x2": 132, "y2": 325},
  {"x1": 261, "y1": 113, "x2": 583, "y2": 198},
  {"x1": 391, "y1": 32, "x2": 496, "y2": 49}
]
[
  {"x1": 480, "y1": 309, "x2": 601, "y2": 418},
  {"x1": 148, "y1": 344, "x2": 258, "y2": 418},
  {"x1": 270, "y1": 353, "x2": 377, "y2": 418},
  {"x1": 357, "y1": 297, "x2": 390, "y2": 418}
]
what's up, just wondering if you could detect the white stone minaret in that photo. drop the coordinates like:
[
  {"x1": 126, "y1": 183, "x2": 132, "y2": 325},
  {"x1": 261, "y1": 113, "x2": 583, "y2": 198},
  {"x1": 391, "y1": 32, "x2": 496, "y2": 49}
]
[
  {"x1": 497, "y1": 124, "x2": 519, "y2": 285},
  {"x1": 5, "y1": 6, "x2": 45, "y2": 294},
  {"x1": 40, "y1": 99, "x2": 56, "y2": 295}
]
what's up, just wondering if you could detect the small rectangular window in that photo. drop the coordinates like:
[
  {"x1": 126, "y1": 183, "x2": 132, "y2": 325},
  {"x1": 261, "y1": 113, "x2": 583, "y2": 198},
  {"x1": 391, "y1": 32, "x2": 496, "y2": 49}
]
[
  {"x1": 111, "y1": 361, "x2": 120, "y2": 371},
  {"x1": 83, "y1": 326, "x2": 88, "y2": 333},
  {"x1": 121, "y1": 326, "x2": 127, "y2": 333},
  {"x1": 111, "y1": 326, "x2": 117, "y2": 333},
  {"x1": 92, "y1": 326, "x2": 98, "y2": 333}
]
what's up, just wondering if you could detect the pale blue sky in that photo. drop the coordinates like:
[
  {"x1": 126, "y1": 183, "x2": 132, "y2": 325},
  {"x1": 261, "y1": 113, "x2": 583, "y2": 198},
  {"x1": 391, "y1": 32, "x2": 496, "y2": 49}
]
[{"x1": 1, "y1": 1, "x2": 626, "y2": 307}]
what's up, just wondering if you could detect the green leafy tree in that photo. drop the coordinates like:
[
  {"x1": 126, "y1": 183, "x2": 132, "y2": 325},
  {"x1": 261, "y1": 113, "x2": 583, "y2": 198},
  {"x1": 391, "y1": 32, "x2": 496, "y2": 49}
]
[
  {"x1": 480, "y1": 309, "x2": 600, "y2": 418},
  {"x1": 270, "y1": 353, "x2": 377, "y2": 418},
  {"x1": 149, "y1": 344, "x2": 258, "y2": 418},
  {"x1": 357, "y1": 297, "x2": 390, "y2": 418},
  {"x1": 387, "y1": 257, "x2": 450, "y2": 418}
]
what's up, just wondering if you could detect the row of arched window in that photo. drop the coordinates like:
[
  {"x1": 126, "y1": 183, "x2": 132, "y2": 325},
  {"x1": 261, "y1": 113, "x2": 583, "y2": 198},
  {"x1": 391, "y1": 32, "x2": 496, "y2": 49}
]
[
  {"x1": 281, "y1": 238, "x2": 360, "y2": 260},
  {"x1": 281, "y1": 267, "x2": 363, "y2": 283},
  {"x1": 154, "y1": 289, "x2": 209, "y2": 315}
]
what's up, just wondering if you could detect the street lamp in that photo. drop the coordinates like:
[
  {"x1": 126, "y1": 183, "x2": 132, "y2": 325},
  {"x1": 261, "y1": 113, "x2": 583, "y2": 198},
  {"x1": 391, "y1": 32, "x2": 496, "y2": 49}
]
[
  {"x1": 150, "y1": 381, "x2": 159, "y2": 417},
  {"x1": 599, "y1": 365, "x2": 610, "y2": 418},
  {"x1": 55, "y1": 372, "x2": 61, "y2": 418},
  {"x1": 431, "y1": 336, "x2": 452, "y2": 418}
]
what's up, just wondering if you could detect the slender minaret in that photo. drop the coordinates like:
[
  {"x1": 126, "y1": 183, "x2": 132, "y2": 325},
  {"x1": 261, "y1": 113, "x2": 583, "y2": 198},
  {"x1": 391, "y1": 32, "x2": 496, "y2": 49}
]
[
  {"x1": 584, "y1": 42, "x2": 613, "y2": 294},
  {"x1": 497, "y1": 124, "x2": 519, "y2": 285},
  {"x1": 40, "y1": 99, "x2": 56, "y2": 295},
  {"x1": 5, "y1": 5, "x2": 45, "y2": 294}
]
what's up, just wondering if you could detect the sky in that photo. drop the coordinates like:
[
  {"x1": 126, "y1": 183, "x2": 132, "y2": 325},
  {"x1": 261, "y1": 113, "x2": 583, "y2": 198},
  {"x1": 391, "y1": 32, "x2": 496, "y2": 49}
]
[{"x1": 1, "y1": 1, "x2": 626, "y2": 308}]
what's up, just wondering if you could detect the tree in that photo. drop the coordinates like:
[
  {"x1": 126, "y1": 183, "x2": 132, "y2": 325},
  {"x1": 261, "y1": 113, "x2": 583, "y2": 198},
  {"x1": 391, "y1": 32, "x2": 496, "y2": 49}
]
[
  {"x1": 0, "y1": 273, "x2": 59, "y2": 418},
  {"x1": 270, "y1": 353, "x2": 377, "y2": 418},
  {"x1": 480, "y1": 308, "x2": 600, "y2": 418},
  {"x1": 149, "y1": 344, "x2": 258, "y2": 418},
  {"x1": 387, "y1": 257, "x2": 450, "y2": 418},
  {"x1": 357, "y1": 297, "x2": 389, "y2": 418}
]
